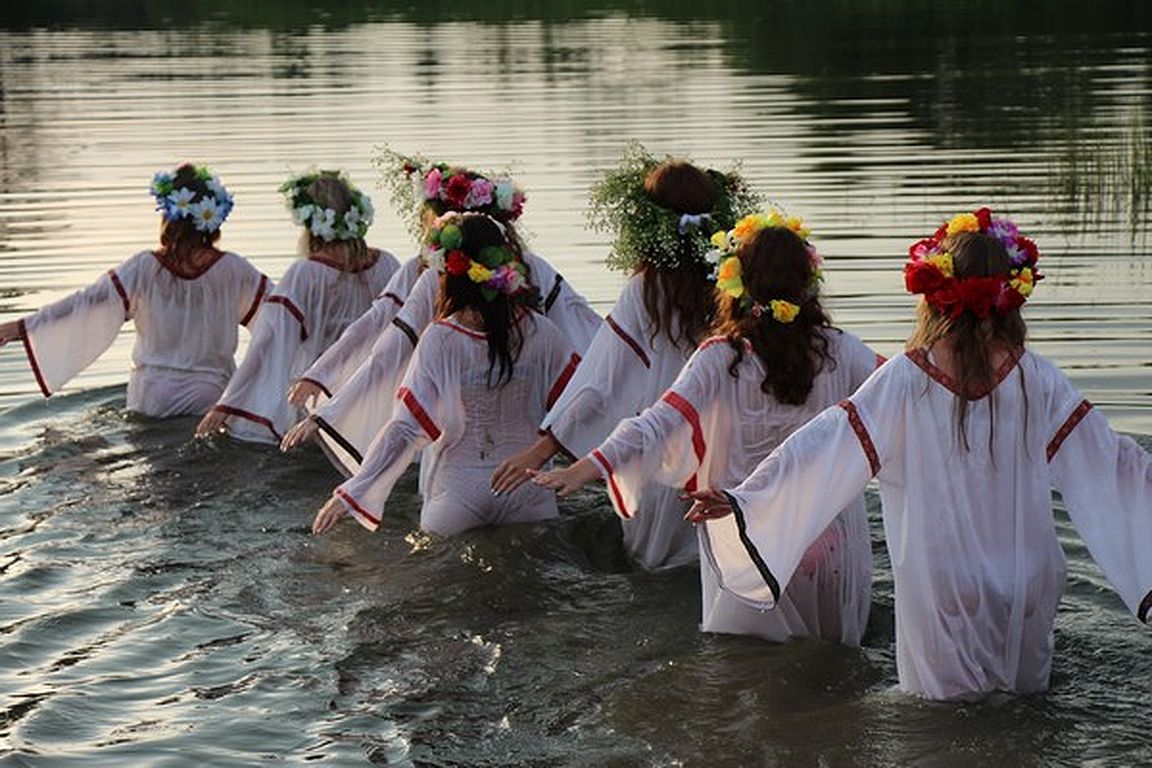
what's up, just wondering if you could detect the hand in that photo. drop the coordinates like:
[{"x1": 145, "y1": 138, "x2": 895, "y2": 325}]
[
  {"x1": 287, "y1": 379, "x2": 324, "y2": 407},
  {"x1": 530, "y1": 457, "x2": 601, "y2": 498},
  {"x1": 490, "y1": 437, "x2": 557, "y2": 494},
  {"x1": 684, "y1": 487, "x2": 734, "y2": 523},
  {"x1": 280, "y1": 416, "x2": 319, "y2": 452},
  {"x1": 312, "y1": 495, "x2": 347, "y2": 535},
  {"x1": 0, "y1": 320, "x2": 21, "y2": 347},
  {"x1": 195, "y1": 408, "x2": 229, "y2": 438}
]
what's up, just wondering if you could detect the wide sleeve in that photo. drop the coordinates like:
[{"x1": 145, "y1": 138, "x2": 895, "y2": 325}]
[
  {"x1": 1047, "y1": 386, "x2": 1152, "y2": 624},
  {"x1": 332, "y1": 335, "x2": 446, "y2": 531},
  {"x1": 523, "y1": 253, "x2": 602, "y2": 356},
  {"x1": 211, "y1": 267, "x2": 311, "y2": 443},
  {"x1": 540, "y1": 276, "x2": 659, "y2": 458},
  {"x1": 297, "y1": 266, "x2": 412, "y2": 396},
  {"x1": 591, "y1": 343, "x2": 724, "y2": 519},
  {"x1": 312, "y1": 269, "x2": 439, "y2": 473},
  {"x1": 17, "y1": 261, "x2": 135, "y2": 397}
]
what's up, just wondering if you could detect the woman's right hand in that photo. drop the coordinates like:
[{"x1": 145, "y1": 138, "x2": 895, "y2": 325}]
[
  {"x1": 0, "y1": 320, "x2": 21, "y2": 346},
  {"x1": 286, "y1": 379, "x2": 324, "y2": 407},
  {"x1": 312, "y1": 496, "x2": 347, "y2": 535},
  {"x1": 280, "y1": 417, "x2": 319, "y2": 452},
  {"x1": 489, "y1": 436, "x2": 558, "y2": 494}
]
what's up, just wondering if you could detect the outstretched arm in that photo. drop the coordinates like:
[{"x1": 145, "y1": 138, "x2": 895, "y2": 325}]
[{"x1": 529, "y1": 456, "x2": 601, "y2": 498}]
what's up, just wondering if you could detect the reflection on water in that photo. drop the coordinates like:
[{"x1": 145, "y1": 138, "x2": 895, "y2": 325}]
[{"x1": 0, "y1": 5, "x2": 1150, "y2": 766}]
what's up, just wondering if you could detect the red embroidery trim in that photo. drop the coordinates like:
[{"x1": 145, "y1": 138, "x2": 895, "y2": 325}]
[
  {"x1": 398, "y1": 386, "x2": 441, "y2": 440},
  {"x1": 906, "y1": 347, "x2": 1022, "y2": 400},
  {"x1": 242, "y1": 275, "x2": 269, "y2": 326},
  {"x1": 150, "y1": 249, "x2": 226, "y2": 279},
  {"x1": 874, "y1": 353, "x2": 887, "y2": 369},
  {"x1": 591, "y1": 449, "x2": 631, "y2": 518},
  {"x1": 18, "y1": 320, "x2": 51, "y2": 397},
  {"x1": 107, "y1": 270, "x2": 130, "y2": 317},
  {"x1": 267, "y1": 295, "x2": 308, "y2": 341},
  {"x1": 606, "y1": 315, "x2": 651, "y2": 369},
  {"x1": 1046, "y1": 399, "x2": 1093, "y2": 462},
  {"x1": 211, "y1": 404, "x2": 282, "y2": 442},
  {"x1": 307, "y1": 250, "x2": 380, "y2": 273},
  {"x1": 434, "y1": 319, "x2": 486, "y2": 340},
  {"x1": 335, "y1": 488, "x2": 381, "y2": 530},
  {"x1": 838, "y1": 400, "x2": 880, "y2": 477},
  {"x1": 661, "y1": 390, "x2": 706, "y2": 490},
  {"x1": 547, "y1": 353, "x2": 581, "y2": 409}
]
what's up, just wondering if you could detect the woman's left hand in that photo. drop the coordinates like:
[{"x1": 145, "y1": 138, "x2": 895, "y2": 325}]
[
  {"x1": 312, "y1": 496, "x2": 347, "y2": 535},
  {"x1": 0, "y1": 320, "x2": 21, "y2": 347},
  {"x1": 684, "y1": 487, "x2": 734, "y2": 523},
  {"x1": 529, "y1": 457, "x2": 601, "y2": 498},
  {"x1": 195, "y1": 408, "x2": 229, "y2": 438}
]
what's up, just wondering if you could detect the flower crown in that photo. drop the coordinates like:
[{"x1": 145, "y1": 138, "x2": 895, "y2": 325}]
[
  {"x1": 150, "y1": 165, "x2": 234, "y2": 233},
  {"x1": 375, "y1": 148, "x2": 525, "y2": 238},
  {"x1": 587, "y1": 143, "x2": 762, "y2": 274},
  {"x1": 705, "y1": 210, "x2": 822, "y2": 324},
  {"x1": 280, "y1": 170, "x2": 374, "y2": 243},
  {"x1": 424, "y1": 213, "x2": 531, "y2": 302},
  {"x1": 904, "y1": 207, "x2": 1041, "y2": 320}
]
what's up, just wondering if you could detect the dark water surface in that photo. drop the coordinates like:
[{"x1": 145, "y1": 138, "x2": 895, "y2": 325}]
[{"x1": 1, "y1": 3, "x2": 1151, "y2": 766}]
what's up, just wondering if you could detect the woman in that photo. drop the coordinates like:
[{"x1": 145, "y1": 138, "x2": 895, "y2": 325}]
[
  {"x1": 0, "y1": 163, "x2": 269, "y2": 417},
  {"x1": 686, "y1": 208, "x2": 1152, "y2": 699},
  {"x1": 533, "y1": 211, "x2": 879, "y2": 644},
  {"x1": 196, "y1": 170, "x2": 399, "y2": 443},
  {"x1": 312, "y1": 212, "x2": 579, "y2": 537},
  {"x1": 491, "y1": 144, "x2": 759, "y2": 570},
  {"x1": 281, "y1": 153, "x2": 600, "y2": 474}
]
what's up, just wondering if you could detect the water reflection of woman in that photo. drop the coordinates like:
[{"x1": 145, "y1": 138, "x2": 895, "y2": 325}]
[
  {"x1": 195, "y1": 171, "x2": 399, "y2": 444},
  {"x1": 0, "y1": 163, "x2": 270, "y2": 417},
  {"x1": 533, "y1": 211, "x2": 879, "y2": 645},
  {"x1": 687, "y1": 210, "x2": 1152, "y2": 700},
  {"x1": 490, "y1": 145, "x2": 759, "y2": 572},
  {"x1": 311, "y1": 212, "x2": 579, "y2": 537}
]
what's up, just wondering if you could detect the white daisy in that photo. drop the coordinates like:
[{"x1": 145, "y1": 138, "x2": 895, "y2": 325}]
[
  {"x1": 190, "y1": 197, "x2": 224, "y2": 232},
  {"x1": 310, "y1": 207, "x2": 337, "y2": 241},
  {"x1": 167, "y1": 187, "x2": 197, "y2": 218},
  {"x1": 292, "y1": 203, "x2": 314, "y2": 227}
]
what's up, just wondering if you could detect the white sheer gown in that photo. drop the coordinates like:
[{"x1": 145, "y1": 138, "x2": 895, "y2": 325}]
[
  {"x1": 702, "y1": 348, "x2": 1152, "y2": 699},
  {"x1": 332, "y1": 312, "x2": 581, "y2": 536},
  {"x1": 540, "y1": 273, "x2": 701, "y2": 571},
  {"x1": 591, "y1": 330, "x2": 881, "y2": 644},
  {"x1": 310, "y1": 252, "x2": 601, "y2": 474},
  {"x1": 210, "y1": 250, "x2": 400, "y2": 444},
  {"x1": 14, "y1": 249, "x2": 270, "y2": 417}
]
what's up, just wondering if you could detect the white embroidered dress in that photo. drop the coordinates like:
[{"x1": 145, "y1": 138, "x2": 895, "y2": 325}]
[
  {"x1": 211, "y1": 250, "x2": 399, "y2": 443},
  {"x1": 311, "y1": 253, "x2": 601, "y2": 473},
  {"x1": 704, "y1": 348, "x2": 1152, "y2": 699},
  {"x1": 15, "y1": 250, "x2": 269, "y2": 417},
  {"x1": 333, "y1": 312, "x2": 581, "y2": 536},
  {"x1": 540, "y1": 273, "x2": 700, "y2": 570},
  {"x1": 591, "y1": 330, "x2": 881, "y2": 644}
]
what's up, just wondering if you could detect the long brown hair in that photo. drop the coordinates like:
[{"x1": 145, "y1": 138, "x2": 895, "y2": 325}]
[
  {"x1": 906, "y1": 231, "x2": 1028, "y2": 442},
  {"x1": 640, "y1": 161, "x2": 719, "y2": 351},
  {"x1": 157, "y1": 163, "x2": 221, "y2": 263},
  {"x1": 711, "y1": 226, "x2": 833, "y2": 405},
  {"x1": 435, "y1": 214, "x2": 533, "y2": 388}
]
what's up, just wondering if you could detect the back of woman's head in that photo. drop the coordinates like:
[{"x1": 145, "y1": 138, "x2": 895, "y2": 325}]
[
  {"x1": 433, "y1": 213, "x2": 534, "y2": 388},
  {"x1": 644, "y1": 161, "x2": 719, "y2": 216},
  {"x1": 158, "y1": 163, "x2": 222, "y2": 258},
  {"x1": 713, "y1": 224, "x2": 832, "y2": 405},
  {"x1": 280, "y1": 170, "x2": 374, "y2": 270}
]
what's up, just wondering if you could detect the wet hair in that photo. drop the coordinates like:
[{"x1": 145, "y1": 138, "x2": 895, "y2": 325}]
[
  {"x1": 907, "y1": 231, "x2": 1028, "y2": 445},
  {"x1": 158, "y1": 163, "x2": 221, "y2": 260},
  {"x1": 711, "y1": 226, "x2": 833, "y2": 405},
  {"x1": 435, "y1": 214, "x2": 528, "y2": 388},
  {"x1": 639, "y1": 161, "x2": 720, "y2": 351},
  {"x1": 302, "y1": 175, "x2": 371, "y2": 270}
]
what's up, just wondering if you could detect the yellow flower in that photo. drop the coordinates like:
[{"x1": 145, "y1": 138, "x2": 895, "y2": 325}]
[
  {"x1": 770, "y1": 299, "x2": 800, "y2": 323},
  {"x1": 1010, "y1": 267, "x2": 1034, "y2": 297},
  {"x1": 784, "y1": 215, "x2": 810, "y2": 239},
  {"x1": 710, "y1": 230, "x2": 729, "y2": 250},
  {"x1": 717, "y1": 255, "x2": 742, "y2": 282},
  {"x1": 732, "y1": 214, "x2": 767, "y2": 244},
  {"x1": 946, "y1": 213, "x2": 980, "y2": 236},
  {"x1": 467, "y1": 261, "x2": 492, "y2": 283},
  {"x1": 926, "y1": 252, "x2": 954, "y2": 277},
  {"x1": 718, "y1": 276, "x2": 744, "y2": 299}
]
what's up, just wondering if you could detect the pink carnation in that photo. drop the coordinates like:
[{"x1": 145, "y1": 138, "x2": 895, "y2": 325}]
[
  {"x1": 464, "y1": 178, "x2": 494, "y2": 210},
  {"x1": 423, "y1": 168, "x2": 443, "y2": 200}
]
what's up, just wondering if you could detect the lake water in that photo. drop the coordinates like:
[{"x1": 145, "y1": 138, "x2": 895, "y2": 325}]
[{"x1": 0, "y1": 3, "x2": 1150, "y2": 765}]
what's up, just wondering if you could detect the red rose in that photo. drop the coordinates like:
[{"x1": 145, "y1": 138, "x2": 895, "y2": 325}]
[
  {"x1": 1017, "y1": 236, "x2": 1039, "y2": 265},
  {"x1": 925, "y1": 282, "x2": 961, "y2": 318},
  {"x1": 974, "y1": 207, "x2": 993, "y2": 231},
  {"x1": 904, "y1": 260, "x2": 948, "y2": 295},
  {"x1": 445, "y1": 250, "x2": 471, "y2": 276},
  {"x1": 995, "y1": 284, "x2": 1026, "y2": 315},
  {"x1": 956, "y1": 276, "x2": 1002, "y2": 319},
  {"x1": 444, "y1": 174, "x2": 472, "y2": 208}
]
